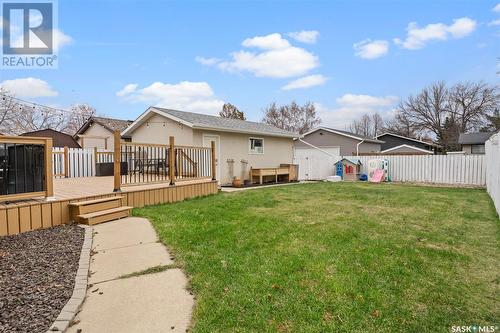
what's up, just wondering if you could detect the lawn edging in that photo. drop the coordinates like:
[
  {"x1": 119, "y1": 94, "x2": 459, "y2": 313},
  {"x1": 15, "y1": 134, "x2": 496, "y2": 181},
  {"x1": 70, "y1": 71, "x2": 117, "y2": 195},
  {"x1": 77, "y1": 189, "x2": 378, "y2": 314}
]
[{"x1": 47, "y1": 225, "x2": 93, "y2": 333}]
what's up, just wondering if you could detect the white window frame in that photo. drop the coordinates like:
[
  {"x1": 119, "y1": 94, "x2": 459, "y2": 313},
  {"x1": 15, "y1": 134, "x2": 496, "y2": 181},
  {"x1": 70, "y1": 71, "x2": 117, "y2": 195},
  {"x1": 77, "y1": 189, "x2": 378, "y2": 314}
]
[{"x1": 249, "y1": 137, "x2": 264, "y2": 155}]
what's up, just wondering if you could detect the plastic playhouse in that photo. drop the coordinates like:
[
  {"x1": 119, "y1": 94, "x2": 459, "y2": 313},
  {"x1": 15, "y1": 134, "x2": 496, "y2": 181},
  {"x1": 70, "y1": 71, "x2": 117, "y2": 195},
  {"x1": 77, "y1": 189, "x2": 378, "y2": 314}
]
[
  {"x1": 367, "y1": 159, "x2": 390, "y2": 182},
  {"x1": 334, "y1": 158, "x2": 362, "y2": 181}
]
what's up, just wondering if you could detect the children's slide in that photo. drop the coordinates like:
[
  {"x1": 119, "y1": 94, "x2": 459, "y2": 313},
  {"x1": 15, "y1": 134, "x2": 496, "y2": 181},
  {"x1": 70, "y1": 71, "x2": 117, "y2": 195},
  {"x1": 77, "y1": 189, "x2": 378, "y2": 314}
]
[{"x1": 369, "y1": 169, "x2": 384, "y2": 183}]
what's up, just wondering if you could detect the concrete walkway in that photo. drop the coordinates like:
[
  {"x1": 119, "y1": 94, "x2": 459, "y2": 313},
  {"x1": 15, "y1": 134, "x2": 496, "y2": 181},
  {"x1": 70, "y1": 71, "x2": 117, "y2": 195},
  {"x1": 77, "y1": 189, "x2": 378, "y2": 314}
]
[{"x1": 68, "y1": 217, "x2": 193, "y2": 333}]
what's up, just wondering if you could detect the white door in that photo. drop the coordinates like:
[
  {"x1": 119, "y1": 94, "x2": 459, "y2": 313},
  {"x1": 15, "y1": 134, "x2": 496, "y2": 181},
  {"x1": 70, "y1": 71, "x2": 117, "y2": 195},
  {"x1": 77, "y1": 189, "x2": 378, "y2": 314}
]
[
  {"x1": 202, "y1": 134, "x2": 220, "y2": 181},
  {"x1": 293, "y1": 147, "x2": 340, "y2": 180}
]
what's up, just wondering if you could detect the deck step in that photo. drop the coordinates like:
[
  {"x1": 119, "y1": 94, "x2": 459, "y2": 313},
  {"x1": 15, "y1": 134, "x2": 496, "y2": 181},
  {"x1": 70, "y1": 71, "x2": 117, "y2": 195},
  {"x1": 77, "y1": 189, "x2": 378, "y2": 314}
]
[
  {"x1": 77, "y1": 206, "x2": 132, "y2": 225},
  {"x1": 69, "y1": 196, "x2": 123, "y2": 217},
  {"x1": 69, "y1": 196, "x2": 123, "y2": 207}
]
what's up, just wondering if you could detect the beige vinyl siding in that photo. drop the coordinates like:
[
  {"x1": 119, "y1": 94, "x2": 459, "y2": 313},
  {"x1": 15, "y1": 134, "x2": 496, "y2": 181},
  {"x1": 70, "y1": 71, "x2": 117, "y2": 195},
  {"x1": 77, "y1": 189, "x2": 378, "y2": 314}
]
[
  {"x1": 193, "y1": 130, "x2": 294, "y2": 184},
  {"x1": 130, "y1": 113, "x2": 194, "y2": 146},
  {"x1": 78, "y1": 123, "x2": 113, "y2": 149}
]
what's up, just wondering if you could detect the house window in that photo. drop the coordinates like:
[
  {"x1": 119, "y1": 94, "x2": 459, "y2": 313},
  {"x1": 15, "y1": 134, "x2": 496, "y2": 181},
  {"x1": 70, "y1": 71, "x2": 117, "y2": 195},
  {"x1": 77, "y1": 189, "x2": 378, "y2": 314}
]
[
  {"x1": 471, "y1": 144, "x2": 485, "y2": 154},
  {"x1": 249, "y1": 138, "x2": 264, "y2": 154}
]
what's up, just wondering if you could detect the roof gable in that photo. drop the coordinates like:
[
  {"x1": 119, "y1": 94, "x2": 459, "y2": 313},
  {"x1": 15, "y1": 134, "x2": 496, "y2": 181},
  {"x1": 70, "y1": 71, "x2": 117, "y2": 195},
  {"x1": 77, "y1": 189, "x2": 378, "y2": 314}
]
[
  {"x1": 376, "y1": 132, "x2": 440, "y2": 147},
  {"x1": 380, "y1": 144, "x2": 433, "y2": 154},
  {"x1": 76, "y1": 116, "x2": 133, "y2": 137},
  {"x1": 302, "y1": 127, "x2": 384, "y2": 144}
]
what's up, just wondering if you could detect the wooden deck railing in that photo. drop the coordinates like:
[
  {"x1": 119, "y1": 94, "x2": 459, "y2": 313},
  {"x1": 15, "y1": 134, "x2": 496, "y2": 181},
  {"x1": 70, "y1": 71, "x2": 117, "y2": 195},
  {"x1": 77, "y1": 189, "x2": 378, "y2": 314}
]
[
  {"x1": 0, "y1": 135, "x2": 53, "y2": 202},
  {"x1": 113, "y1": 131, "x2": 215, "y2": 191}
]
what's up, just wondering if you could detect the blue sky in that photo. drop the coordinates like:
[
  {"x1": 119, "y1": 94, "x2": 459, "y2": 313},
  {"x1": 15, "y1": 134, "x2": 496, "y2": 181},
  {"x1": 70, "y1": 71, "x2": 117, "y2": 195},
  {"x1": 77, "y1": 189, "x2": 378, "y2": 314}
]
[{"x1": 1, "y1": 0, "x2": 499, "y2": 129}]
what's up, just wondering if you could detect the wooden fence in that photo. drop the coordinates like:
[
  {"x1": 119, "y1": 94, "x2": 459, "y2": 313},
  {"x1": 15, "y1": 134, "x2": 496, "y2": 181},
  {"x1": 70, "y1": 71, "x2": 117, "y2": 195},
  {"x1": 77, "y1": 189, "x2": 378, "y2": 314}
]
[{"x1": 485, "y1": 133, "x2": 500, "y2": 217}]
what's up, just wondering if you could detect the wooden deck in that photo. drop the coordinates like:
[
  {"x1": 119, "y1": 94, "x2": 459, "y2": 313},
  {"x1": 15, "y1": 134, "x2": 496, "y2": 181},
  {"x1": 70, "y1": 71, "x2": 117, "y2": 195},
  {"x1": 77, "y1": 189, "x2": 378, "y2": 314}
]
[{"x1": 0, "y1": 177, "x2": 218, "y2": 236}]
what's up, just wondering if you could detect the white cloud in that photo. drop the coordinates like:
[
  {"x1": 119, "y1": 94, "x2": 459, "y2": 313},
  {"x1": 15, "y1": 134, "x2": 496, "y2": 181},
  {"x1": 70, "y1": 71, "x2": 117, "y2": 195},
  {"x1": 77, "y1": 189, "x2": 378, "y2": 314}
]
[
  {"x1": 287, "y1": 30, "x2": 319, "y2": 44},
  {"x1": 200, "y1": 33, "x2": 319, "y2": 78},
  {"x1": 488, "y1": 19, "x2": 500, "y2": 26},
  {"x1": 0, "y1": 78, "x2": 58, "y2": 98},
  {"x1": 53, "y1": 29, "x2": 73, "y2": 51},
  {"x1": 353, "y1": 39, "x2": 389, "y2": 59},
  {"x1": 195, "y1": 56, "x2": 221, "y2": 66},
  {"x1": 242, "y1": 33, "x2": 290, "y2": 49},
  {"x1": 394, "y1": 17, "x2": 477, "y2": 50},
  {"x1": 493, "y1": 3, "x2": 500, "y2": 12},
  {"x1": 116, "y1": 83, "x2": 138, "y2": 97},
  {"x1": 316, "y1": 94, "x2": 399, "y2": 128},
  {"x1": 282, "y1": 74, "x2": 327, "y2": 90},
  {"x1": 116, "y1": 81, "x2": 224, "y2": 115}
]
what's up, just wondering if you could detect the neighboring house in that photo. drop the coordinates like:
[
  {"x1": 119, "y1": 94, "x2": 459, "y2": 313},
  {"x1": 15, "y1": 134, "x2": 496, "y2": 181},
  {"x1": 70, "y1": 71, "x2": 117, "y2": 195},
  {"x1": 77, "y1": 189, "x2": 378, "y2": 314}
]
[
  {"x1": 75, "y1": 116, "x2": 133, "y2": 149},
  {"x1": 21, "y1": 129, "x2": 81, "y2": 148},
  {"x1": 458, "y1": 132, "x2": 496, "y2": 154},
  {"x1": 375, "y1": 132, "x2": 440, "y2": 155},
  {"x1": 121, "y1": 107, "x2": 298, "y2": 185},
  {"x1": 294, "y1": 127, "x2": 384, "y2": 156}
]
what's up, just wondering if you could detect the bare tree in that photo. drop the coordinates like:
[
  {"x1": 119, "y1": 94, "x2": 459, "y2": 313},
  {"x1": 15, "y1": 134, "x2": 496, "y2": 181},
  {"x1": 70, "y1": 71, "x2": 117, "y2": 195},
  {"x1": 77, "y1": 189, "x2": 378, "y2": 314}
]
[
  {"x1": 384, "y1": 111, "x2": 419, "y2": 138},
  {"x1": 9, "y1": 105, "x2": 68, "y2": 134},
  {"x1": 393, "y1": 81, "x2": 499, "y2": 150},
  {"x1": 0, "y1": 89, "x2": 18, "y2": 134},
  {"x1": 448, "y1": 81, "x2": 498, "y2": 133},
  {"x1": 397, "y1": 81, "x2": 449, "y2": 145},
  {"x1": 350, "y1": 112, "x2": 385, "y2": 138},
  {"x1": 262, "y1": 101, "x2": 320, "y2": 134},
  {"x1": 219, "y1": 103, "x2": 246, "y2": 120},
  {"x1": 64, "y1": 103, "x2": 96, "y2": 135}
]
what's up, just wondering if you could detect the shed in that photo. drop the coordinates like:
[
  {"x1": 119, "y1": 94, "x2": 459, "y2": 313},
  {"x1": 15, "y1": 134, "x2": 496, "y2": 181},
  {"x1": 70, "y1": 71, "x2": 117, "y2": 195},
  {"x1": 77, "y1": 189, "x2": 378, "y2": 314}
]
[
  {"x1": 334, "y1": 157, "x2": 362, "y2": 181},
  {"x1": 21, "y1": 128, "x2": 81, "y2": 148}
]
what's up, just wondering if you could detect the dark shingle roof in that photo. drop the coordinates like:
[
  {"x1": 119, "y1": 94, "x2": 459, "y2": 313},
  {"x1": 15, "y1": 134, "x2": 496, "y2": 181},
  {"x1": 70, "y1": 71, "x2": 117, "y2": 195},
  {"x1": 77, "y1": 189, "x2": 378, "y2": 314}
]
[
  {"x1": 153, "y1": 107, "x2": 298, "y2": 138},
  {"x1": 458, "y1": 132, "x2": 495, "y2": 145},
  {"x1": 92, "y1": 117, "x2": 133, "y2": 132},
  {"x1": 76, "y1": 116, "x2": 133, "y2": 136}
]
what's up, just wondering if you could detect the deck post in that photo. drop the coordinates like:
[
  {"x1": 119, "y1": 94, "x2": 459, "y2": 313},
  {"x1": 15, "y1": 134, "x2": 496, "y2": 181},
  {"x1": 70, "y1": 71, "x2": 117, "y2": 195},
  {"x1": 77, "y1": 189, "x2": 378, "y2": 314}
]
[
  {"x1": 63, "y1": 146, "x2": 69, "y2": 178},
  {"x1": 45, "y1": 138, "x2": 54, "y2": 197},
  {"x1": 169, "y1": 136, "x2": 175, "y2": 185},
  {"x1": 113, "y1": 130, "x2": 121, "y2": 192},
  {"x1": 211, "y1": 141, "x2": 216, "y2": 181}
]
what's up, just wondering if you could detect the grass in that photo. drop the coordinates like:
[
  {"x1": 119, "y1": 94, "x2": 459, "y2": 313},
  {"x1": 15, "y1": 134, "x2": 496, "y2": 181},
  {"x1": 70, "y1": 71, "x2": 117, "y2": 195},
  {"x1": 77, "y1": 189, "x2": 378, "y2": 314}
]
[{"x1": 135, "y1": 182, "x2": 499, "y2": 333}]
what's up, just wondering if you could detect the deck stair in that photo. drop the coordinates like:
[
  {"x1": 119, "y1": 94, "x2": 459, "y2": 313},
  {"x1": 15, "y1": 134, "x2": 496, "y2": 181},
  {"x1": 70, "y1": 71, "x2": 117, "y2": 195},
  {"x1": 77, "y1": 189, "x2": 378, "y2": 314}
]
[{"x1": 69, "y1": 196, "x2": 132, "y2": 225}]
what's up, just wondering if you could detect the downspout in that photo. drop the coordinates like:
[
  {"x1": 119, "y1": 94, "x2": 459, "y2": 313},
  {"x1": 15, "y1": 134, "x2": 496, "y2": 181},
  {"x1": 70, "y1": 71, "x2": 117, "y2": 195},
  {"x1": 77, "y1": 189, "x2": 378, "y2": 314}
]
[{"x1": 356, "y1": 139, "x2": 365, "y2": 156}]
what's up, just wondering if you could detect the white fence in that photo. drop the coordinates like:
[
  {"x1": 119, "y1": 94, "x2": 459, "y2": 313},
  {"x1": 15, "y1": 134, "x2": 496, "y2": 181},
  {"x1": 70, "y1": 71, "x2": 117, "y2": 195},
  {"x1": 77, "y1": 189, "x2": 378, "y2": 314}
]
[
  {"x1": 52, "y1": 148, "x2": 113, "y2": 178},
  {"x1": 485, "y1": 133, "x2": 500, "y2": 217},
  {"x1": 294, "y1": 151, "x2": 487, "y2": 186}
]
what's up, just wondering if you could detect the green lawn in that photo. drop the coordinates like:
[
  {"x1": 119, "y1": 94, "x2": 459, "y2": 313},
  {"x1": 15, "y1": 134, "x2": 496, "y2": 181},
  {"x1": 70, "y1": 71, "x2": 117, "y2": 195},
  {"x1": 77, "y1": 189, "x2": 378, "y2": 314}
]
[{"x1": 135, "y1": 182, "x2": 499, "y2": 333}]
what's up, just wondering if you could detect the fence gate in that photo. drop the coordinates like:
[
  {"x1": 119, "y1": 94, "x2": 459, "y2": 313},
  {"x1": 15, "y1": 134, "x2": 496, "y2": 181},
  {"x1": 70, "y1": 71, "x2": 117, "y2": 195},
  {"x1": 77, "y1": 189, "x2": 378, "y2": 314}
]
[{"x1": 293, "y1": 147, "x2": 340, "y2": 180}]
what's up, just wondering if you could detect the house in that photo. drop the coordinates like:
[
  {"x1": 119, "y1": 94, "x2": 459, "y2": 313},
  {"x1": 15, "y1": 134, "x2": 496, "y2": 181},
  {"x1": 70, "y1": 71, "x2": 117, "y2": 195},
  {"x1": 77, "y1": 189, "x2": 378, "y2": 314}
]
[
  {"x1": 294, "y1": 127, "x2": 384, "y2": 157},
  {"x1": 121, "y1": 107, "x2": 298, "y2": 185},
  {"x1": 458, "y1": 132, "x2": 496, "y2": 154},
  {"x1": 375, "y1": 132, "x2": 440, "y2": 155},
  {"x1": 21, "y1": 128, "x2": 81, "y2": 148},
  {"x1": 75, "y1": 116, "x2": 133, "y2": 149}
]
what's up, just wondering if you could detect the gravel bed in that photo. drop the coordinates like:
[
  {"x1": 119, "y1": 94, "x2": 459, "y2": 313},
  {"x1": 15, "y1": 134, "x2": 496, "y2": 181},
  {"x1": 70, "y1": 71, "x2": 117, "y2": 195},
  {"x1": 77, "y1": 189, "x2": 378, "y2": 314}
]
[{"x1": 0, "y1": 225, "x2": 84, "y2": 333}]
